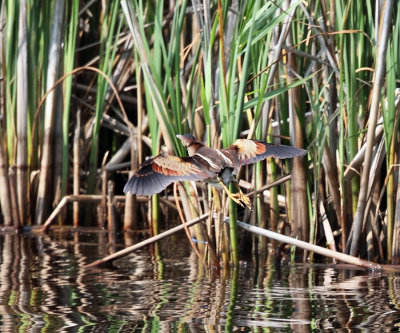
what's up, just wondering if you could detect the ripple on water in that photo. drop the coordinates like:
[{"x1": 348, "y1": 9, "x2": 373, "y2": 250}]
[{"x1": 0, "y1": 232, "x2": 399, "y2": 331}]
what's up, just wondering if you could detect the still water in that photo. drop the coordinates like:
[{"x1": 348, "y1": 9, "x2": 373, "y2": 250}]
[{"x1": 0, "y1": 229, "x2": 399, "y2": 332}]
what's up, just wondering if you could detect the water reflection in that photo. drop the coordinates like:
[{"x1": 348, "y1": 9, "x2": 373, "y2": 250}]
[{"x1": 0, "y1": 230, "x2": 399, "y2": 331}]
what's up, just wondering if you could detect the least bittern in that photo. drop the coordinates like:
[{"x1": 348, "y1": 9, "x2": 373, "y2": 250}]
[{"x1": 124, "y1": 134, "x2": 307, "y2": 208}]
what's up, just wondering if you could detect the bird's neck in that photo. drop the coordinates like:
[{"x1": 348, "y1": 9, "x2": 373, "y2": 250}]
[{"x1": 187, "y1": 142, "x2": 203, "y2": 156}]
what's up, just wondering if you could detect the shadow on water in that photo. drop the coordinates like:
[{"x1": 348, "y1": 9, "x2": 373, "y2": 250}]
[{"x1": 0, "y1": 229, "x2": 400, "y2": 332}]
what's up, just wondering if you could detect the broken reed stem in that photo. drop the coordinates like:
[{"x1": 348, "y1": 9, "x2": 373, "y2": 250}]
[
  {"x1": 99, "y1": 167, "x2": 107, "y2": 229},
  {"x1": 319, "y1": 200, "x2": 337, "y2": 254},
  {"x1": 41, "y1": 194, "x2": 150, "y2": 232},
  {"x1": 123, "y1": 171, "x2": 136, "y2": 231},
  {"x1": 0, "y1": 141, "x2": 13, "y2": 226},
  {"x1": 107, "y1": 180, "x2": 117, "y2": 232},
  {"x1": 8, "y1": 167, "x2": 20, "y2": 228},
  {"x1": 84, "y1": 212, "x2": 211, "y2": 268}
]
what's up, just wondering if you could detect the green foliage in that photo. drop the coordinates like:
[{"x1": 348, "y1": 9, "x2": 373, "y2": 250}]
[
  {"x1": 62, "y1": 0, "x2": 79, "y2": 196},
  {"x1": 1, "y1": 0, "x2": 399, "y2": 263},
  {"x1": 87, "y1": 0, "x2": 122, "y2": 195}
]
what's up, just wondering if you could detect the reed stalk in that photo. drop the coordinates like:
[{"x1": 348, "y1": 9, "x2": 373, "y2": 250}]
[
  {"x1": 228, "y1": 184, "x2": 239, "y2": 267},
  {"x1": 392, "y1": 170, "x2": 400, "y2": 264},
  {"x1": 0, "y1": 0, "x2": 399, "y2": 266},
  {"x1": 384, "y1": 7, "x2": 400, "y2": 262},
  {"x1": 62, "y1": 0, "x2": 79, "y2": 199},
  {"x1": 73, "y1": 110, "x2": 81, "y2": 227},
  {"x1": 16, "y1": 0, "x2": 29, "y2": 224},
  {"x1": 267, "y1": 130, "x2": 279, "y2": 255},
  {"x1": 35, "y1": 0, "x2": 65, "y2": 225},
  {"x1": 349, "y1": 0, "x2": 393, "y2": 256}
]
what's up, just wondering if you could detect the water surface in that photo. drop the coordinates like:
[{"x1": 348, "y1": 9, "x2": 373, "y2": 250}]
[{"x1": 0, "y1": 229, "x2": 399, "y2": 332}]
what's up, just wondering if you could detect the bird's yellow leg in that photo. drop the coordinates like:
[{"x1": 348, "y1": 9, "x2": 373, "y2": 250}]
[
  {"x1": 232, "y1": 180, "x2": 251, "y2": 209},
  {"x1": 218, "y1": 180, "x2": 251, "y2": 209}
]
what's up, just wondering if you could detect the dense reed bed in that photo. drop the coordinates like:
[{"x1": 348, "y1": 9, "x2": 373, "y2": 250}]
[{"x1": 0, "y1": 0, "x2": 399, "y2": 264}]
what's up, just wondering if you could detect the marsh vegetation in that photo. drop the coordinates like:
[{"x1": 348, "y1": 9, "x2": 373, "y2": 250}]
[{"x1": 0, "y1": 0, "x2": 399, "y2": 265}]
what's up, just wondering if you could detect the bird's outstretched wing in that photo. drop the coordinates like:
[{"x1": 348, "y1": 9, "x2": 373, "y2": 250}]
[
  {"x1": 224, "y1": 139, "x2": 307, "y2": 166},
  {"x1": 123, "y1": 153, "x2": 213, "y2": 196}
]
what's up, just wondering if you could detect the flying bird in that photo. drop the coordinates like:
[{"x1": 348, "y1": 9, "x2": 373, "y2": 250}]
[{"x1": 124, "y1": 134, "x2": 307, "y2": 208}]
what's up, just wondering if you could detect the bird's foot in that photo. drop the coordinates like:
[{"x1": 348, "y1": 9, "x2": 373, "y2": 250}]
[
  {"x1": 231, "y1": 192, "x2": 252, "y2": 209},
  {"x1": 218, "y1": 179, "x2": 251, "y2": 209},
  {"x1": 226, "y1": 191, "x2": 245, "y2": 207}
]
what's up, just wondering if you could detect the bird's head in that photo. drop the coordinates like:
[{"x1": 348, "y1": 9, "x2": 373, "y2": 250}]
[{"x1": 176, "y1": 134, "x2": 197, "y2": 147}]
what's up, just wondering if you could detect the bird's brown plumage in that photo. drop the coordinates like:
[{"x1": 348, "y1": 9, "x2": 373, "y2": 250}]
[
  {"x1": 123, "y1": 153, "x2": 213, "y2": 196},
  {"x1": 123, "y1": 134, "x2": 307, "y2": 196}
]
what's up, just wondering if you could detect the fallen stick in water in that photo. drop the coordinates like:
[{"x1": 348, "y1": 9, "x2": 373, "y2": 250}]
[
  {"x1": 229, "y1": 218, "x2": 382, "y2": 270},
  {"x1": 84, "y1": 212, "x2": 210, "y2": 268},
  {"x1": 85, "y1": 212, "x2": 400, "y2": 272},
  {"x1": 225, "y1": 217, "x2": 400, "y2": 273}
]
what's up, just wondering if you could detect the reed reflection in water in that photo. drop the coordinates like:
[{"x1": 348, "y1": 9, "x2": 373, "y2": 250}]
[{"x1": 0, "y1": 230, "x2": 399, "y2": 331}]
